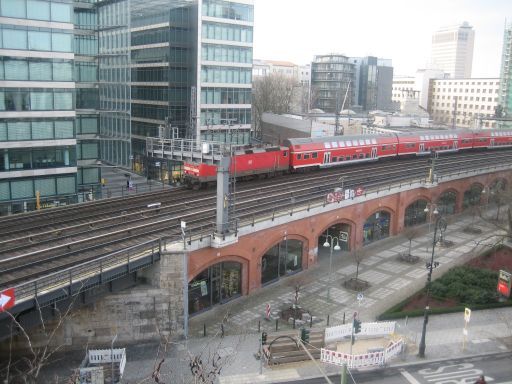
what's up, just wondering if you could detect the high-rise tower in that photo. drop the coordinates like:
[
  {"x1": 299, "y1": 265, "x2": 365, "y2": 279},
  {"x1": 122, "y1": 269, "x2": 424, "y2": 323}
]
[{"x1": 431, "y1": 22, "x2": 475, "y2": 79}]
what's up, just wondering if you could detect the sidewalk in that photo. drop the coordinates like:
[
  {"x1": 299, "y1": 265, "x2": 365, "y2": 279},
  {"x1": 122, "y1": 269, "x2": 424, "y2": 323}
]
[{"x1": 120, "y1": 213, "x2": 512, "y2": 383}]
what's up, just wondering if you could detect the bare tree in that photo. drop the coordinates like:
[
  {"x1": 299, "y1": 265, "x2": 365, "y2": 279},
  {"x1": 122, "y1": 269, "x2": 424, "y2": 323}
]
[
  {"x1": 252, "y1": 73, "x2": 298, "y2": 139},
  {"x1": 0, "y1": 285, "x2": 85, "y2": 384}
]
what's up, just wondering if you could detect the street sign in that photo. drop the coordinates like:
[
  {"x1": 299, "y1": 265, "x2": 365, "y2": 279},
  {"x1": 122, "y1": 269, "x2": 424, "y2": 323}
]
[
  {"x1": 339, "y1": 231, "x2": 349, "y2": 242},
  {"x1": 497, "y1": 269, "x2": 511, "y2": 298},
  {"x1": 0, "y1": 288, "x2": 15, "y2": 312},
  {"x1": 357, "y1": 292, "x2": 364, "y2": 302},
  {"x1": 355, "y1": 187, "x2": 365, "y2": 197},
  {"x1": 464, "y1": 307, "x2": 471, "y2": 322}
]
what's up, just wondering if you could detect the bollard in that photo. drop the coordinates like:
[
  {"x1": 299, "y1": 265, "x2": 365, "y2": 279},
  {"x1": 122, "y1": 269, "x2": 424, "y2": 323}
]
[
  {"x1": 203, "y1": 324, "x2": 206, "y2": 337},
  {"x1": 293, "y1": 318, "x2": 296, "y2": 329},
  {"x1": 343, "y1": 312, "x2": 346, "y2": 324},
  {"x1": 258, "y1": 320, "x2": 261, "y2": 333},
  {"x1": 327, "y1": 315, "x2": 330, "y2": 326},
  {"x1": 221, "y1": 323, "x2": 224, "y2": 338},
  {"x1": 310, "y1": 315, "x2": 313, "y2": 328},
  {"x1": 275, "y1": 318, "x2": 278, "y2": 331}
]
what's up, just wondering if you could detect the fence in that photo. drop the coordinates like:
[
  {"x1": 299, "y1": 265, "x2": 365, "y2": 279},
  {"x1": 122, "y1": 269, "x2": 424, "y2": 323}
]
[
  {"x1": 324, "y1": 321, "x2": 396, "y2": 343},
  {"x1": 320, "y1": 338, "x2": 404, "y2": 369}
]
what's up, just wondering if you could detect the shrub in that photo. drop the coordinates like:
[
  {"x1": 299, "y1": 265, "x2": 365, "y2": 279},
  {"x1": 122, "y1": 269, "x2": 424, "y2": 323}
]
[{"x1": 429, "y1": 266, "x2": 499, "y2": 305}]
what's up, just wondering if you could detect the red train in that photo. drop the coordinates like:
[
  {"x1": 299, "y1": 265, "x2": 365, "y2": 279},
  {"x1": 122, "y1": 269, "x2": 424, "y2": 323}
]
[{"x1": 183, "y1": 129, "x2": 512, "y2": 187}]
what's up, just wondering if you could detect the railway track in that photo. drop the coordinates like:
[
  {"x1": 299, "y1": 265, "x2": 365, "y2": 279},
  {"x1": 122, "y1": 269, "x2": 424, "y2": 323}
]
[{"x1": 1, "y1": 149, "x2": 511, "y2": 289}]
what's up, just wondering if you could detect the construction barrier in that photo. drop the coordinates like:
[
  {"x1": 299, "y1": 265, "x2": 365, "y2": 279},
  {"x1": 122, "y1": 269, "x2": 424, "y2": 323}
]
[
  {"x1": 320, "y1": 339, "x2": 404, "y2": 369},
  {"x1": 324, "y1": 321, "x2": 396, "y2": 343}
]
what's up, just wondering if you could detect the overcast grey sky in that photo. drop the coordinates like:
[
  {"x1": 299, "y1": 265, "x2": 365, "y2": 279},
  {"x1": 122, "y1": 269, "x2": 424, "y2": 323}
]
[{"x1": 253, "y1": 0, "x2": 511, "y2": 78}]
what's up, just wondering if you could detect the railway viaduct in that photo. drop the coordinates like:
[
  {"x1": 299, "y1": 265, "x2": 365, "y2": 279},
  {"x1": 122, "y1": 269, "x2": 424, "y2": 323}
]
[{"x1": 2, "y1": 168, "x2": 512, "y2": 350}]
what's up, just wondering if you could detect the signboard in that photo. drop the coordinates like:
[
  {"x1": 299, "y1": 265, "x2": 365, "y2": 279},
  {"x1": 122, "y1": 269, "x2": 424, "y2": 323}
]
[
  {"x1": 326, "y1": 187, "x2": 366, "y2": 204},
  {"x1": 0, "y1": 288, "x2": 15, "y2": 312},
  {"x1": 497, "y1": 270, "x2": 511, "y2": 298},
  {"x1": 339, "y1": 231, "x2": 349, "y2": 242}
]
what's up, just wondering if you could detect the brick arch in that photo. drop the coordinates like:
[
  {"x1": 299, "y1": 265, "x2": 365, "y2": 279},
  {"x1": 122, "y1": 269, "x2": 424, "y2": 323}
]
[
  {"x1": 403, "y1": 194, "x2": 431, "y2": 208},
  {"x1": 365, "y1": 206, "x2": 395, "y2": 220},
  {"x1": 489, "y1": 177, "x2": 508, "y2": 190},
  {"x1": 188, "y1": 254, "x2": 249, "y2": 283},
  {"x1": 436, "y1": 187, "x2": 460, "y2": 199},
  {"x1": 316, "y1": 218, "x2": 357, "y2": 251},
  {"x1": 258, "y1": 232, "x2": 310, "y2": 259}
]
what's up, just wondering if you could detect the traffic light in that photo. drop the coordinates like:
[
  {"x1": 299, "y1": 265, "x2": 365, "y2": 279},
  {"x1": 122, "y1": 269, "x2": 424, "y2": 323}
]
[
  {"x1": 300, "y1": 328, "x2": 310, "y2": 343},
  {"x1": 353, "y1": 319, "x2": 361, "y2": 334},
  {"x1": 261, "y1": 332, "x2": 267, "y2": 345}
]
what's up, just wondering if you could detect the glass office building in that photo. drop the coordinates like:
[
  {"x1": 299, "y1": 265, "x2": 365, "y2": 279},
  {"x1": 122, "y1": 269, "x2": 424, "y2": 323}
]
[
  {"x1": 75, "y1": 0, "x2": 102, "y2": 191},
  {"x1": 0, "y1": 0, "x2": 254, "y2": 214},
  {"x1": 198, "y1": 0, "x2": 253, "y2": 144},
  {"x1": 0, "y1": 0, "x2": 77, "y2": 215},
  {"x1": 499, "y1": 22, "x2": 512, "y2": 128},
  {"x1": 311, "y1": 54, "x2": 355, "y2": 114}
]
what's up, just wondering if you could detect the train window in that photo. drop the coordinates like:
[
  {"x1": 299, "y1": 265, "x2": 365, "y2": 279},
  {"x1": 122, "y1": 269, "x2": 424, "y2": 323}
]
[
  {"x1": 304, "y1": 154, "x2": 310, "y2": 159},
  {"x1": 393, "y1": 145, "x2": 396, "y2": 150},
  {"x1": 420, "y1": 136, "x2": 425, "y2": 140},
  {"x1": 359, "y1": 154, "x2": 364, "y2": 159},
  {"x1": 352, "y1": 155, "x2": 357, "y2": 160},
  {"x1": 297, "y1": 154, "x2": 302, "y2": 160},
  {"x1": 346, "y1": 140, "x2": 352, "y2": 146},
  {"x1": 331, "y1": 141, "x2": 338, "y2": 148},
  {"x1": 339, "y1": 141, "x2": 345, "y2": 147},
  {"x1": 332, "y1": 156, "x2": 337, "y2": 162},
  {"x1": 454, "y1": 134, "x2": 458, "y2": 139},
  {"x1": 283, "y1": 151, "x2": 288, "y2": 157},
  {"x1": 345, "y1": 156, "x2": 350, "y2": 161},
  {"x1": 371, "y1": 138, "x2": 377, "y2": 144},
  {"x1": 358, "y1": 139, "x2": 364, "y2": 145},
  {"x1": 324, "y1": 142, "x2": 331, "y2": 149},
  {"x1": 312, "y1": 152, "x2": 318, "y2": 159},
  {"x1": 365, "y1": 153, "x2": 370, "y2": 158},
  {"x1": 365, "y1": 139, "x2": 371, "y2": 145}
]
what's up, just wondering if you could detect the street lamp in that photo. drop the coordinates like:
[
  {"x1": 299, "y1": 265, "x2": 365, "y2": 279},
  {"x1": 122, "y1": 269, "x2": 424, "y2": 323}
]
[
  {"x1": 418, "y1": 216, "x2": 447, "y2": 358},
  {"x1": 423, "y1": 203, "x2": 439, "y2": 234},
  {"x1": 323, "y1": 235, "x2": 341, "y2": 301}
]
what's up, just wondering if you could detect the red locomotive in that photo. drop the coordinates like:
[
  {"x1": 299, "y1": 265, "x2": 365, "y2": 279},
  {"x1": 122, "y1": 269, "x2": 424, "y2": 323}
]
[{"x1": 183, "y1": 129, "x2": 512, "y2": 188}]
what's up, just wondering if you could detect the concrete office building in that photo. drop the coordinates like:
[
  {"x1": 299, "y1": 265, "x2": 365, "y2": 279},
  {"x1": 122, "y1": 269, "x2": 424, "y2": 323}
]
[
  {"x1": 392, "y1": 69, "x2": 446, "y2": 112},
  {"x1": 431, "y1": 22, "x2": 475, "y2": 79},
  {"x1": 252, "y1": 59, "x2": 298, "y2": 80},
  {"x1": 428, "y1": 78, "x2": 499, "y2": 129}
]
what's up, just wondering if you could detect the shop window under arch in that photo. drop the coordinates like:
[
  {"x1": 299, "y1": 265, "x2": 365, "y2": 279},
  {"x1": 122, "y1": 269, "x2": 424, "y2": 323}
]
[
  {"x1": 404, "y1": 200, "x2": 428, "y2": 227},
  {"x1": 463, "y1": 184, "x2": 483, "y2": 209},
  {"x1": 363, "y1": 211, "x2": 390, "y2": 245},
  {"x1": 437, "y1": 190, "x2": 457, "y2": 214},
  {"x1": 261, "y1": 239, "x2": 303, "y2": 285},
  {"x1": 188, "y1": 261, "x2": 241, "y2": 315}
]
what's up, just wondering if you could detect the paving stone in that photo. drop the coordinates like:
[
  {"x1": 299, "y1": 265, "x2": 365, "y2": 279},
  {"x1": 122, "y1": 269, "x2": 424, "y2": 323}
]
[
  {"x1": 386, "y1": 277, "x2": 412, "y2": 290},
  {"x1": 376, "y1": 261, "x2": 410, "y2": 274},
  {"x1": 358, "y1": 270, "x2": 392, "y2": 284}
]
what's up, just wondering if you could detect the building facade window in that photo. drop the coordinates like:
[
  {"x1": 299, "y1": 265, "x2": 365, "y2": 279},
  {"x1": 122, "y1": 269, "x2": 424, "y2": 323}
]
[
  {"x1": 363, "y1": 211, "x2": 391, "y2": 245},
  {"x1": 261, "y1": 239, "x2": 303, "y2": 285},
  {"x1": 188, "y1": 261, "x2": 242, "y2": 315}
]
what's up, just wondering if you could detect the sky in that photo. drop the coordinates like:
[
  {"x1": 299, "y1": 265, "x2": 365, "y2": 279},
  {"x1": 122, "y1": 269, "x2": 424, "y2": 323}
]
[{"x1": 253, "y1": 0, "x2": 511, "y2": 78}]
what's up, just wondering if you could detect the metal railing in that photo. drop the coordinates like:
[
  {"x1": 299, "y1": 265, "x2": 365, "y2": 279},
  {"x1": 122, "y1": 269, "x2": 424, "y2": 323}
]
[
  {"x1": 146, "y1": 137, "x2": 247, "y2": 163},
  {"x1": 12, "y1": 239, "x2": 161, "y2": 308}
]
